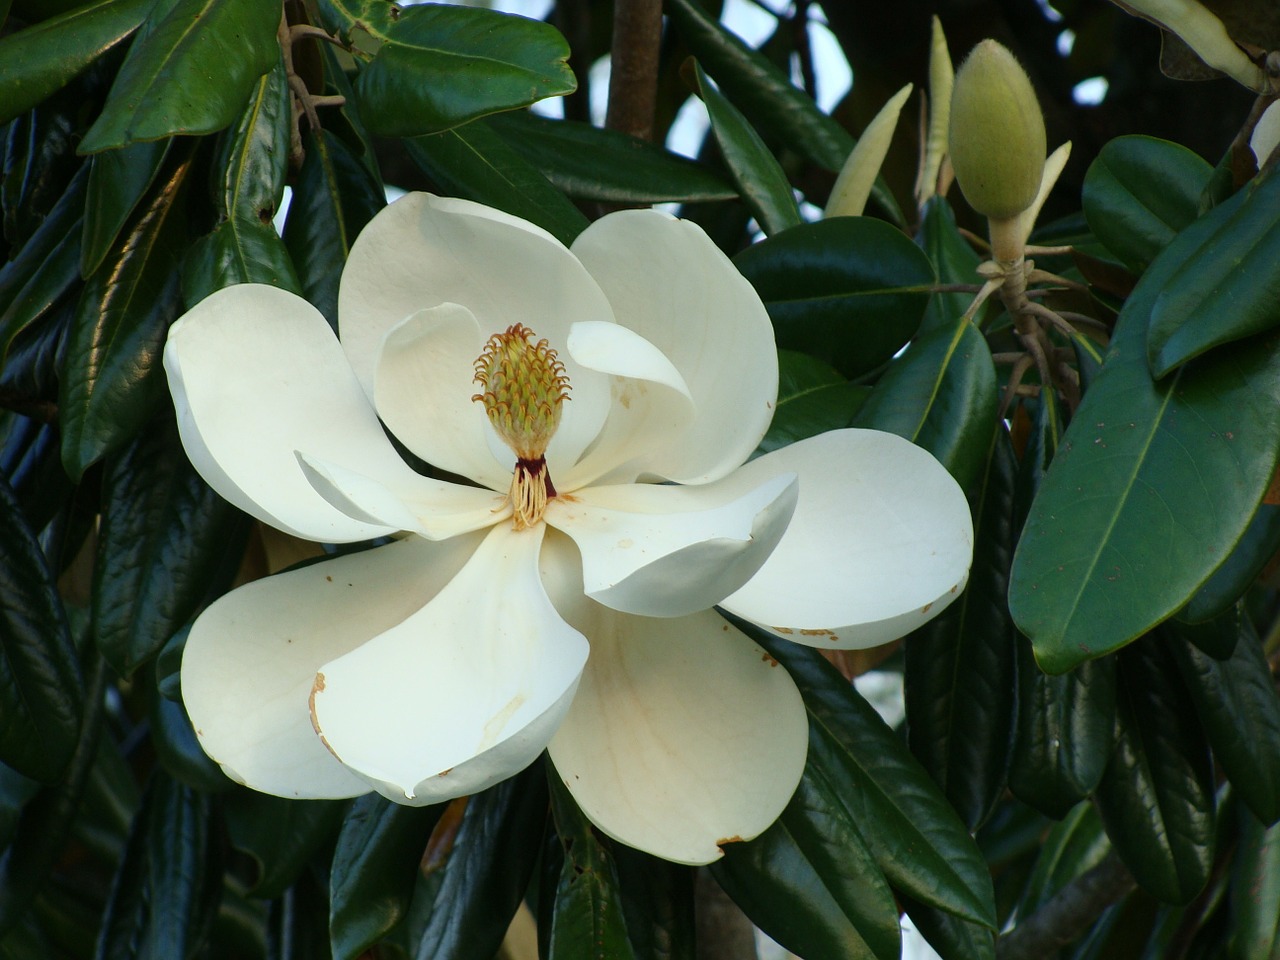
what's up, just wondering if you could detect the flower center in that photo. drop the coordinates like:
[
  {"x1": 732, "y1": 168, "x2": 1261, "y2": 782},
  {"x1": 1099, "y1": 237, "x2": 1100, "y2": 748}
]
[{"x1": 472, "y1": 324, "x2": 571, "y2": 530}]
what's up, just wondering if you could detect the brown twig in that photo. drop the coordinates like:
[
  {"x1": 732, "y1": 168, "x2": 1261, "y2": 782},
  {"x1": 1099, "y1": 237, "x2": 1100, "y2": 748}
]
[{"x1": 605, "y1": 0, "x2": 664, "y2": 141}]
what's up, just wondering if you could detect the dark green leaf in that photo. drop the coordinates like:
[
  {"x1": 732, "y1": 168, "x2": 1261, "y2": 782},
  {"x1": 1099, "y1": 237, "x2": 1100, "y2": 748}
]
[
  {"x1": 95, "y1": 772, "x2": 222, "y2": 960},
  {"x1": 79, "y1": 0, "x2": 281, "y2": 152},
  {"x1": 1009, "y1": 642, "x2": 1115, "y2": 819},
  {"x1": 1081, "y1": 135, "x2": 1212, "y2": 274},
  {"x1": 182, "y1": 218, "x2": 300, "y2": 308},
  {"x1": 1168, "y1": 608, "x2": 1239, "y2": 660},
  {"x1": 759, "y1": 351, "x2": 867, "y2": 454},
  {"x1": 917, "y1": 195, "x2": 986, "y2": 333},
  {"x1": 734, "y1": 217, "x2": 934, "y2": 379},
  {"x1": 222, "y1": 792, "x2": 347, "y2": 900},
  {"x1": 854, "y1": 316, "x2": 997, "y2": 492},
  {"x1": 266, "y1": 872, "x2": 332, "y2": 960},
  {"x1": 319, "y1": 0, "x2": 575, "y2": 137},
  {"x1": 1008, "y1": 203, "x2": 1280, "y2": 672},
  {"x1": 0, "y1": 470, "x2": 80, "y2": 783},
  {"x1": 1170, "y1": 618, "x2": 1280, "y2": 824},
  {"x1": 404, "y1": 120, "x2": 588, "y2": 246},
  {"x1": 1179, "y1": 504, "x2": 1280, "y2": 624},
  {"x1": 211, "y1": 55, "x2": 292, "y2": 225},
  {"x1": 898, "y1": 893, "x2": 995, "y2": 960},
  {"x1": 150, "y1": 693, "x2": 230, "y2": 794},
  {"x1": 330, "y1": 794, "x2": 443, "y2": 960},
  {"x1": 487, "y1": 111, "x2": 736, "y2": 204},
  {"x1": 0, "y1": 0, "x2": 151, "y2": 126},
  {"x1": 1147, "y1": 164, "x2": 1280, "y2": 376},
  {"x1": 664, "y1": 0, "x2": 903, "y2": 226},
  {"x1": 691, "y1": 60, "x2": 800, "y2": 237},
  {"x1": 1228, "y1": 808, "x2": 1280, "y2": 958},
  {"x1": 733, "y1": 624, "x2": 998, "y2": 929},
  {"x1": 546, "y1": 774, "x2": 637, "y2": 960},
  {"x1": 1095, "y1": 637, "x2": 1214, "y2": 904},
  {"x1": 905, "y1": 430, "x2": 1017, "y2": 830},
  {"x1": 3, "y1": 89, "x2": 85, "y2": 246},
  {"x1": 0, "y1": 657, "x2": 105, "y2": 936},
  {"x1": 407, "y1": 764, "x2": 547, "y2": 960},
  {"x1": 94, "y1": 413, "x2": 248, "y2": 677},
  {"x1": 1018, "y1": 802, "x2": 1110, "y2": 912},
  {"x1": 0, "y1": 763, "x2": 39, "y2": 849},
  {"x1": 0, "y1": 415, "x2": 72, "y2": 536},
  {"x1": 59, "y1": 150, "x2": 192, "y2": 480},
  {"x1": 284, "y1": 128, "x2": 386, "y2": 329},
  {"x1": 0, "y1": 160, "x2": 86, "y2": 359},
  {"x1": 611, "y1": 845, "x2": 695, "y2": 960},
  {"x1": 82, "y1": 137, "x2": 171, "y2": 276},
  {"x1": 712, "y1": 756, "x2": 902, "y2": 960}
]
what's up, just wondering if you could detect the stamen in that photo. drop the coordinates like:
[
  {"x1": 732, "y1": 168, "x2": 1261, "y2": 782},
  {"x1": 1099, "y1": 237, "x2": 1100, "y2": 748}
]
[{"x1": 472, "y1": 325, "x2": 570, "y2": 528}]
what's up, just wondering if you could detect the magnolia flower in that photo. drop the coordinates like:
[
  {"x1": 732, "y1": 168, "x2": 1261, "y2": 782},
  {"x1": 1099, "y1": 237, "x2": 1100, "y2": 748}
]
[{"x1": 167, "y1": 193, "x2": 973, "y2": 865}]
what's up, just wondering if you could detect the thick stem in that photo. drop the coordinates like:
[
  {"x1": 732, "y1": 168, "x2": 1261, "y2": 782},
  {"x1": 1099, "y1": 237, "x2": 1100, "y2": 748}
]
[
  {"x1": 605, "y1": 0, "x2": 664, "y2": 141},
  {"x1": 988, "y1": 215, "x2": 1025, "y2": 264},
  {"x1": 996, "y1": 851, "x2": 1136, "y2": 960}
]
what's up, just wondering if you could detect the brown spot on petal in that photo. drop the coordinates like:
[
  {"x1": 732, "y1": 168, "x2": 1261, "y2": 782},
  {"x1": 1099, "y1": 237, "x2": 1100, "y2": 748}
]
[
  {"x1": 716, "y1": 836, "x2": 745, "y2": 852},
  {"x1": 761, "y1": 653, "x2": 779, "y2": 666},
  {"x1": 773, "y1": 626, "x2": 794, "y2": 635},
  {"x1": 800, "y1": 628, "x2": 836, "y2": 637},
  {"x1": 921, "y1": 602, "x2": 934, "y2": 614}
]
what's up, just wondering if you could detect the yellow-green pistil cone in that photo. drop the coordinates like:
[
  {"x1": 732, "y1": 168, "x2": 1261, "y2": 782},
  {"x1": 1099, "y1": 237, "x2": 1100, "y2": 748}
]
[
  {"x1": 948, "y1": 39, "x2": 1046, "y2": 221},
  {"x1": 473, "y1": 324, "x2": 571, "y2": 529}
]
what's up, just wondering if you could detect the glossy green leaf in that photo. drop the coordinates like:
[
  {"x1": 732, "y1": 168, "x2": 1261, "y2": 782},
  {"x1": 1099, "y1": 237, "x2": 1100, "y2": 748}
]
[
  {"x1": 79, "y1": 0, "x2": 280, "y2": 152},
  {"x1": 611, "y1": 846, "x2": 695, "y2": 960},
  {"x1": 319, "y1": 0, "x2": 574, "y2": 137},
  {"x1": 93, "y1": 413, "x2": 248, "y2": 677},
  {"x1": 0, "y1": 471, "x2": 80, "y2": 783},
  {"x1": 734, "y1": 217, "x2": 933, "y2": 379},
  {"x1": 0, "y1": 415, "x2": 72, "y2": 537},
  {"x1": 917, "y1": 195, "x2": 986, "y2": 333},
  {"x1": 1229, "y1": 808, "x2": 1280, "y2": 959},
  {"x1": 1147, "y1": 164, "x2": 1280, "y2": 376},
  {"x1": 404, "y1": 120, "x2": 588, "y2": 247},
  {"x1": 1180, "y1": 504, "x2": 1280, "y2": 624},
  {"x1": 1168, "y1": 608, "x2": 1239, "y2": 660},
  {"x1": 1008, "y1": 203, "x2": 1280, "y2": 672},
  {"x1": 330, "y1": 795, "x2": 444, "y2": 960},
  {"x1": 182, "y1": 218, "x2": 301, "y2": 307},
  {"x1": 713, "y1": 755, "x2": 902, "y2": 960},
  {"x1": 854, "y1": 316, "x2": 998, "y2": 492},
  {"x1": 222, "y1": 793, "x2": 347, "y2": 900},
  {"x1": 1081, "y1": 135, "x2": 1212, "y2": 274},
  {"x1": 546, "y1": 774, "x2": 637, "y2": 960},
  {"x1": 905, "y1": 430, "x2": 1017, "y2": 831},
  {"x1": 1018, "y1": 802, "x2": 1110, "y2": 912},
  {"x1": 2, "y1": 90, "x2": 85, "y2": 247},
  {"x1": 284, "y1": 128, "x2": 386, "y2": 329},
  {"x1": 759, "y1": 351, "x2": 867, "y2": 454},
  {"x1": 95, "y1": 772, "x2": 221, "y2": 960},
  {"x1": 691, "y1": 60, "x2": 800, "y2": 237},
  {"x1": 0, "y1": 0, "x2": 152, "y2": 126},
  {"x1": 82, "y1": 138, "x2": 171, "y2": 276},
  {"x1": 1171, "y1": 618, "x2": 1280, "y2": 824},
  {"x1": 212, "y1": 55, "x2": 292, "y2": 225},
  {"x1": 407, "y1": 764, "x2": 547, "y2": 960},
  {"x1": 0, "y1": 160, "x2": 86, "y2": 359},
  {"x1": 735, "y1": 624, "x2": 998, "y2": 929},
  {"x1": 898, "y1": 894, "x2": 994, "y2": 960},
  {"x1": 664, "y1": 0, "x2": 903, "y2": 226},
  {"x1": 59, "y1": 151, "x2": 192, "y2": 480},
  {"x1": 0, "y1": 657, "x2": 105, "y2": 936},
  {"x1": 1095, "y1": 637, "x2": 1215, "y2": 905},
  {"x1": 487, "y1": 111, "x2": 736, "y2": 204}
]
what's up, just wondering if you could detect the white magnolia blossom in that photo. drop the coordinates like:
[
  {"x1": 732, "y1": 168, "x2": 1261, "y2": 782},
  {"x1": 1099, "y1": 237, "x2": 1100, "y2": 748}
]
[{"x1": 166, "y1": 193, "x2": 973, "y2": 865}]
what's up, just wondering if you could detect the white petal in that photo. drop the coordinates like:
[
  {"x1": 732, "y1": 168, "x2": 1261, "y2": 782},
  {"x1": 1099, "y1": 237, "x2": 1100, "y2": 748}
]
[
  {"x1": 559, "y1": 320, "x2": 695, "y2": 488},
  {"x1": 180, "y1": 535, "x2": 479, "y2": 799},
  {"x1": 1252, "y1": 100, "x2": 1280, "y2": 168},
  {"x1": 720, "y1": 429, "x2": 973, "y2": 649},
  {"x1": 546, "y1": 471, "x2": 797, "y2": 617},
  {"x1": 298, "y1": 453, "x2": 510, "y2": 540},
  {"x1": 164, "y1": 283, "x2": 401, "y2": 543},
  {"x1": 310, "y1": 523, "x2": 589, "y2": 805},
  {"x1": 341, "y1": 193, "x2": 614, "y2": 466},
  {"x1": 547, "y1": 605, "x2": 808, "y2": 865},
  {"x1": 571, "y1": 210, "x2": 778, "y2": 483}
]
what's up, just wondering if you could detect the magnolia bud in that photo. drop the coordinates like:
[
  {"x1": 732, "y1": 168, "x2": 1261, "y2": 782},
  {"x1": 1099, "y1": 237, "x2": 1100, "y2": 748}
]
[{"x1": 948, "y1": 40, "x2": 1046, "y2": 221}]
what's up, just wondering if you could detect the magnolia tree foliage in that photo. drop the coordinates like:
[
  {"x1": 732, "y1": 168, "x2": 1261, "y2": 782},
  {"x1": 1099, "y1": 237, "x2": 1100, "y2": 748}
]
[{"x1": 1, "y1": 0, "x2": 1279, "y2": 958}]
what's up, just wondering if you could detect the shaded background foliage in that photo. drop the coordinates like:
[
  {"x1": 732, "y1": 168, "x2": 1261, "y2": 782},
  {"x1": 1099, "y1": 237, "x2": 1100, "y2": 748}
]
[{"x1": 1, "y1": 0, "x2": 1280, "y2": 958}]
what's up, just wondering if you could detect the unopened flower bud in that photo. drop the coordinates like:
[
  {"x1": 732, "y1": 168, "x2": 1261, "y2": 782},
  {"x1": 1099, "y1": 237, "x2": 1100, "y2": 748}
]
[{"x1": 948, "y1": 40, "x2": 1046, "y2": 221}]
